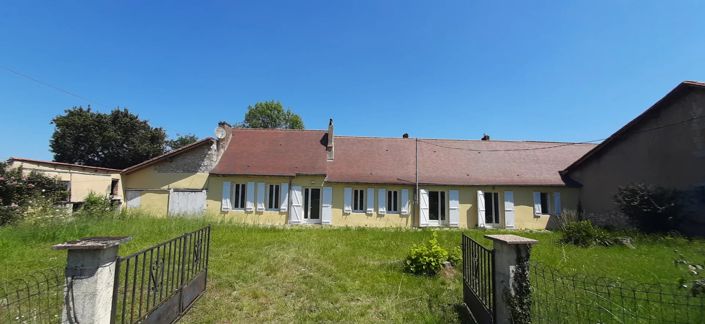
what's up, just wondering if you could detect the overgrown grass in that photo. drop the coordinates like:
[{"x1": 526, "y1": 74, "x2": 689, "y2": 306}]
[{"x1": 1, "y1": 215, "x2": 703, "y2": 323}]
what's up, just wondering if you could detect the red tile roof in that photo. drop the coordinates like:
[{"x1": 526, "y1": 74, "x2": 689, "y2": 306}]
[
  {"x1": 211, "y1": 129, "x2": 328, "y2": 176},
  {"x1": 212, "y1": 129, "x2": 596, "y2": 186}
]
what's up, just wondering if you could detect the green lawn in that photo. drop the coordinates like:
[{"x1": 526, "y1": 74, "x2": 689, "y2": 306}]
[{"x1": 1, "y1": 216, "x2": 704, "y2": 323}]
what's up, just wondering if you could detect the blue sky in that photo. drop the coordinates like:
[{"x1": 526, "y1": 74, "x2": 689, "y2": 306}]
[{"x1": 2, "y1": 1, "x2": 705, "y2": 161}]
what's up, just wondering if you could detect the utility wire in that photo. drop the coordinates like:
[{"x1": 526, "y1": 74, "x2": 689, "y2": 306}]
[
  {"x1": 1, "y1": 65, "x2": 102, "y2": 107},
  {"x1": 418, "y1": 114, "x2": 705, "y2": 153}
]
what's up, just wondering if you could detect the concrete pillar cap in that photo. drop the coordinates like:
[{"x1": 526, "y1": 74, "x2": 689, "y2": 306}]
[
  {"x1": 52, "y1": 236, "x2": 132, "y2": 250},
  {"x1": 484, "y1": 234, "x2": 538, "y2": 245}
]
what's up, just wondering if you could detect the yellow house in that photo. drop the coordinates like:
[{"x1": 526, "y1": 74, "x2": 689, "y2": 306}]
[
  {"x1": 121, "y1": 121, "x2": 595, "y2": 230},
  {"x1": 6, "y1": 157, "x2": 123, "y2": 207}
]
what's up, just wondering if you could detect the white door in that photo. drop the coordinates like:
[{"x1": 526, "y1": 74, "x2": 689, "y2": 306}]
[
  {"x1": 303, "y1": 188, "x2": 322, "y2": 224},
  {"x1": 427, "y1": 190, "x2": 447, "y2": 227},
  {"x1": 168, "y1": 190, "x2": 206, "y2": 217}
]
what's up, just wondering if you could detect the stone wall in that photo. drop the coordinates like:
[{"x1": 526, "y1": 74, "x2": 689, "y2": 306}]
[{"x1": 154, "y1": 143, "x2": 218, "y2": 173}]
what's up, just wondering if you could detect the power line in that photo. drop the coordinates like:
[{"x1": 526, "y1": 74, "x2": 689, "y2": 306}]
[
  {"x1": 418, "y1": 114, "x2": 705, "y2": 153},
  {"x1": 1, "y1": 65, "x2": 101, "y2": 107}
]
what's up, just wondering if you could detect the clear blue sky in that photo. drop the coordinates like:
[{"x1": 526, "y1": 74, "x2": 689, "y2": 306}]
[{"x1": 2, "y1": 1, "x2": 705, "y2": 161}]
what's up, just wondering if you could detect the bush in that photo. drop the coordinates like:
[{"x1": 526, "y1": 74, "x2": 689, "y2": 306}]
[
  {"x1": 614, "y1": 184, "x2": 682, "y2": 233},
  {"x1": 561, "y1": 220, "x2": 613, "y2": 247},
  {"x1": 404, "y1": 232, "x2": 455, "y2": 275},
  {"x1": 75, "y1": 192, "x2": 116, "y2": 218}
]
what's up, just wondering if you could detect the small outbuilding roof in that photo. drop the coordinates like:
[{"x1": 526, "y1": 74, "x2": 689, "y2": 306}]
[{"x1": 7, "y1": 157, "x2": 122, "y2": 173}]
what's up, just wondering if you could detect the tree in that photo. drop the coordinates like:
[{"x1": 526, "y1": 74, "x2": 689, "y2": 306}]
[
  {"x1": 166, "y1": 134, "x2": 198, "y2": 151},
  {"x1": 50, "y1": 107, "x2": 167, "y2": 169},
  {"x1": 241, "y1": 101, "x2": 304, "y2": 129}
]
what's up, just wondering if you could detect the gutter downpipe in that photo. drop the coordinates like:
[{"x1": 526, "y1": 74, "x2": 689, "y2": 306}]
[{"x1": 415, "y1": 138, "x2": 419, "y2": 227}]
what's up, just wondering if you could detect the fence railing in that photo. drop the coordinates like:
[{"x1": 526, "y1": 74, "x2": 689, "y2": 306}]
[
  {"x1": 531, "y1": 262, "x2": 705, "y2": 324},
  {"x1": 461, "y1": 234, "x2": 495, "y2": 323},
  {"x1": 0, "y1": 268, "x2": 65, "y2": 324},
  {"x1": 112, "y1": 225, "x2": 211, "y2": 324}
]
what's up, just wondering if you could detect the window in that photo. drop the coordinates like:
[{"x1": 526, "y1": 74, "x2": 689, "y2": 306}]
[
  {"x1": 353, "y1": 189, "x2": 365, "y2": 212},
  {"x1": 387, "y1": 190, "x2": 399, "y2": 213},
  {"x1": 231, "y1": 183, "x2": 246, "y2": 209},
  {"x1": 484, "y1": 192, "x2": 500, "y2": 224},
  {"x1": 267, "y1": 184, "x2": 280, "y2": 210},
  {"x1": 540, "y1": 192, "x2": 550, "y2": 214},
  {"x1": 428, "y1": 191, "x2": 446, "y2": 221},
  {"x1": 110, "y1": 179, "x2": 119, "y2": 196}
]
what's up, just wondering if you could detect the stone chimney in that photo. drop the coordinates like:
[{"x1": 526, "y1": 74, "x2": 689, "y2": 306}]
[
  {"x1": 326, "y1": 119, "x2": 335, "y2": 160},
  {"x1": 215, "y1": 121, "x2": 233, "y2": 161}
]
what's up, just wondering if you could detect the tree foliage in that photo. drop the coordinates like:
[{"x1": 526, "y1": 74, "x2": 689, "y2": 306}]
[
  {"x1": 166, "y1": 134, "x2": 198, "y2": 151},
  {"x1": 50, "y1": 107, "x2": 167, "y2": 169},
  {"x1": 241, "y1": 101, "x2": 304, "y2": 129},
  {"x1": 0, "y1": 162, "x2": 68, "y2": 225}
]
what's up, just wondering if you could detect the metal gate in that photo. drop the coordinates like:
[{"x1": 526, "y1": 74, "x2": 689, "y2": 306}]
[
  {"x1": 111, "y1": 226, "x2": 211, "y2": 323},
  {"x1": 462, "y1": 234, "x2": 495, "y2": 324}
]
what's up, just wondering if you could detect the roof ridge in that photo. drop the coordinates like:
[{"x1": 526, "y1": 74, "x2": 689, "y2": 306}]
[
  {"x1": 336, "y1": 135, "x2": 596, "y2": 145},
  {"x1": 7, "y1": 157, "x2": 122, "y2": 172},
  {"x1": 231, "y1": 128, "x2": 325, "y2": 133}
]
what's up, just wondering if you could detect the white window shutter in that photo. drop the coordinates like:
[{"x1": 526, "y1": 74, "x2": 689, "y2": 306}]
[
  {"x1": 366, "y1": 188, "x2": 374, "y2": 215},
  {"x1": 279, "y1": 183, "x2": 289, "y2": 212},
  {"x1": 378, "y1": 189, "x2": 386, "y2": 215},
  {"x1": 343, "y1": 188, "x2": 352, "y2": 214},
  {"x1": 221, "y1": 182, "x2": 231, "y2": 212},
  {"x1": 400, "y1": 189, "x2": 410, "y2": 215},
  {"x1": 246, "y1": 182, "x2": 255, "y2": 211},
  {"x1": 477, "y1": 191, "x2": 485, "y2": 228},
  {"x1": 419, "y1": 189, "x2": 429, "y2": 227},
  {"x1": 504, "y1": 191, "x2": 515, "y2": 229},
  {"x1": 448, "y1": 190, "x2": 459, "y2": 227},
  {"x1": 322, "y1": 187, "x2": 333, "y2": 224},
  {"x1": 533, "y1": 192, "x2": 542, "y2": 216},
  {"x1": 289, "y1": 186, "x2": 303, "y2": 224},
  {"x1": 256, "y1": 182, "x2": 265, "y2": 212},
  {"x1": 553, "y1": 192, "x2": 561, "y2": 216}
]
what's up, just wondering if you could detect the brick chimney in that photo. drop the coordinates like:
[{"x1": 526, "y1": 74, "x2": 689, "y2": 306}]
[{"x1": 327, "y1": 118, "x2": 334, "y2": 160}]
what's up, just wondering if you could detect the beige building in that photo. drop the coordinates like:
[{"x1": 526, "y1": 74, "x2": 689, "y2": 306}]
[
  {"x1": 564, "y1": 81, "x2": 705, "y2": 233},
  {"x1": 120, "y1": 121, "x2": 594, "y2": 229},
  {"x1": 6, "y1": 158, "x2": 123, "y2": 207}
]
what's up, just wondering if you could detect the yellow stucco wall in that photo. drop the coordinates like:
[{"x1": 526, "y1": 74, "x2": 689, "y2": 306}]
[
  {"x1": 121, "y1": 165, "x2": 210, "y2": 216},
  {"x1": 205, "y1": 175, "x2": 579, "y2": 229},
  {"x1": 8, "y1": 160, "x2": 122, "y2": 203},
  {"x1": 207, "y1": 175, "x2": 294, "y2": 225}
]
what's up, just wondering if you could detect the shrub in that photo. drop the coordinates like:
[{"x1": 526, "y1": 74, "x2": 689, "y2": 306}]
[
  {"x1": 448, "y1": 246, "x2": 462, "y2": 267},
  {"x1": 614, "y1": 184, "x2": 682, "y2": 233},
  {"x1": 75, "y1": 192, "x2": 116, "y2": 218},
  {"x1": 561, "y1": 220, "x2": 613, "y2": 247},
  {"x1": 404, "y1": 232, "x2": 452, "y2": 275}
]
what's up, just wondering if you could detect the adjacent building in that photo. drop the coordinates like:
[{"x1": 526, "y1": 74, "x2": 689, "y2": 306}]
[{"x1": 6, "y1": 157, "x2": 123, "y2": 208}]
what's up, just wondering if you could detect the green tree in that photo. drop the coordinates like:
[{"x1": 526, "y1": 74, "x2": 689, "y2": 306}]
[
  {"x1": 50, "y1": 107, "x2": 167, "y2": 169},
  {"x1": 242, "y1": 101, "x2": 304, "y2": 129},
  {"x1": 166, "y1": 134, "x2": 198, "y2": 151}
]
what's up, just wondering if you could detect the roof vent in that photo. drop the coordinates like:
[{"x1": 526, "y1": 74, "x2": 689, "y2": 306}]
[
  {"x1": 481, "y1": 133, "x2": 490, "y2": 141},
  {"x1": 402, "y1": 133, "x2": 409, "y2": 139}
]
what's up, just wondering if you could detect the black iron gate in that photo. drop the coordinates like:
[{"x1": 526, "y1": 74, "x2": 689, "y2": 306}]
[
  {"x1": 462, "y1": 234, "x2": 495, "y2": 324},
  {"x1": 111, "y1": 225, "x2": 211, "y2": 324}
]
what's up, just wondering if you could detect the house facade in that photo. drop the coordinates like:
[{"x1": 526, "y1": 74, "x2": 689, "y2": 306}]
[
  {"x1": 121, "y1": 121, "x2": 594, "y2": 229},
  {"x1": 563, "y1": 81, "x2": 705, "y2": 233},
  {"x1": 6, "y1": 158, "x2": 123, "y2": 208}
]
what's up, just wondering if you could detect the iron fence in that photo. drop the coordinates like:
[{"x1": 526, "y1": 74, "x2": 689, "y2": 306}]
[
  {"x1": 531, "y1": 262, "x2": 705, "y2": 324},
  {"x1": 112, "y1": 225, "x2": 211, "y2": 324},
  {"x1": 0, "y1": 267, "x2": 65, "y2": 323},
  {"x1": 461, "y1": 234, "x2": 495, "y2": 323}
]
